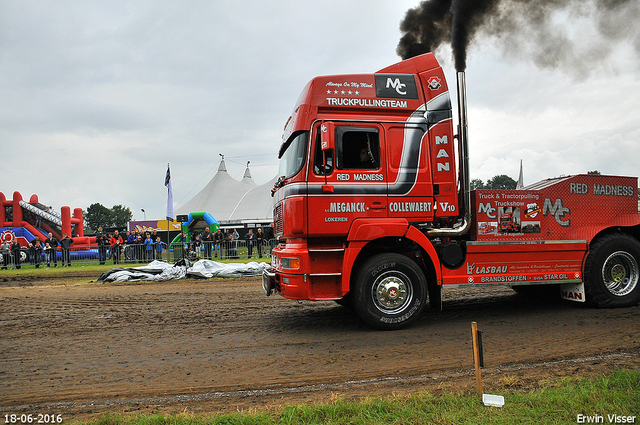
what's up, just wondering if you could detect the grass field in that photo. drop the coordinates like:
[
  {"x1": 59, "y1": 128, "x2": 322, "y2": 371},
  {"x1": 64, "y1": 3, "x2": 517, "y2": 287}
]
[{"x1": 66, "y1": 370, "x2": 639, "y2": 425}]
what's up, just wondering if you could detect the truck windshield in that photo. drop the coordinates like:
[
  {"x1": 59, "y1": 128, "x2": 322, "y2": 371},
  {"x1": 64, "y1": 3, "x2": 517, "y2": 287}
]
[{"x1": 278, "y1": 131, "x2": 308, "y2": 179}]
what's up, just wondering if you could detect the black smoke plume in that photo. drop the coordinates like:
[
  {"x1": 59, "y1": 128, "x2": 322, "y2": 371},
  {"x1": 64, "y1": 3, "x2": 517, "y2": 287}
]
[{"x1": 398, "y1": 0, "x2": 640, "y2": 74}]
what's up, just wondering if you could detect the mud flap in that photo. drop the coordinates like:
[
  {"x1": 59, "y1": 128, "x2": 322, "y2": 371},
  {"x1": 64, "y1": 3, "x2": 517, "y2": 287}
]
[
  {"x1": 428, "y1": 280, "x2": 442, "y2": 311},
  {"x1": 560, "y1": 282, "x2": 586, "y2": 303}
]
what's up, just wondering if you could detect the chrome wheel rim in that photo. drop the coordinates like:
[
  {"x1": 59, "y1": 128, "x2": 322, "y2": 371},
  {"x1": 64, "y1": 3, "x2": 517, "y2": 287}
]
[
  {"x1": 371, "y1": 271, "x2": 413, "y2": 314},
  {"x1": 602, "y1": 251, "x2": 639, "y2": 297}
]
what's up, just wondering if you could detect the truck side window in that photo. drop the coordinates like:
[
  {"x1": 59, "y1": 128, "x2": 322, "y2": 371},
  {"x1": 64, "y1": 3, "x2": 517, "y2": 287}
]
[
  {"x1": 313, "y1": 127, "x2": 333, "y2": 175},
  {"x1": 336, "y1": 127, "x2": 380, "y2": 170}
]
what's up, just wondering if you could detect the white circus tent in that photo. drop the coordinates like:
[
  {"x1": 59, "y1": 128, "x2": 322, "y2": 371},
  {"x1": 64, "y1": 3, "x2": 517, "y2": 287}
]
[{"x1": 176, "y1": 159, "x2": 277, "y2": 226}]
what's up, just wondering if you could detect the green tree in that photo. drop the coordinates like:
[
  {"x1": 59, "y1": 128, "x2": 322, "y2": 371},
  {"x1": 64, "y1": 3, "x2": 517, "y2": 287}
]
[
  {"x1": 486, "y1": 174, "x2": 517, "y2": 190},
  {"x1": 587, "y1": 170, "x2": 601, "y2": 175},
  {"x1": 470, "y1": 178, "x2": 485, "y2": 190},
  {"x1": 111, "y1": 205, "x2": 133, "y2": 228},
  {"x1": 84, "y1": 203, "x2": 133, "y2": 233},
  {"x1": 84, "y1": 203, "x2": 112, "y2": 233}
]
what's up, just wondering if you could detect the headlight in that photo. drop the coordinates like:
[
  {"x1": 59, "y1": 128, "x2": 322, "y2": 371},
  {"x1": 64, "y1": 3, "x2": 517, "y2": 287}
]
[{"x1": 281, "y1": 257, "x2": 300, "y2": 270}]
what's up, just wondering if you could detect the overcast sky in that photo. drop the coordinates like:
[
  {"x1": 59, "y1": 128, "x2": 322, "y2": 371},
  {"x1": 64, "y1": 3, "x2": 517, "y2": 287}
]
[{"x1": 1, "y1": 0, "x2": 639, "y2": 221}]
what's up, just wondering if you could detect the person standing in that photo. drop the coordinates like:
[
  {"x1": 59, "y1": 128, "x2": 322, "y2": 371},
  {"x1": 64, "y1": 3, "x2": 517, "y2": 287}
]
[
  {"x1": 59, "y1": 233, "x2": 74, "y2": 267},
  {"x1": 33, "y1": 237, "x2": 43, "y2": 268},
  {"x1": 11, "y1": 240, "x2": 22, "y2": 269},
  {"x1": 151, "y1": 229, "x2": 159, "y2": 260},
  {"x1": 256, "y1": 228, "x2": 264, "y2": 258},
  {"x1": 224, "y1": 230, "x2": 233, "y2": 258},
  {"x1": 136, "y1": 231, "x2": 142, "y2": 262},
  {"x1": 136, "y1": 233, "x2": 144, "y2": 263},
  {"x1": 102, "y1": 231, "x2": 110, "y2": 264},
  {"x1": 44, "y1": 242, "x2": 51, "y2": 267},
  {"x1": 1, "y1": 240, "x2": 11, "y2": 269},
  {"x1": 213, "y1": 229, "x2": 224, "y2": 258},
  {"x1": 45, "y1": 232, "x2": 58, "y2": 267},
  {"x1": 244, "y1": 229, "x2": 254, "y2": 258},
  {"x1": 231, "y1": 229, "x2": 240, "y2": 258},
  {"x1": 28, "y1": 242, "x2": 35, "y2": 265},
  {"x1": 193, "y1": 233, "x2": 202, "y2": 259},
  {"x1": 155, "y1": 236, "x2": 163, "y2": 261},
  {"x1": 127, "y1": 230, "x2": 136, "y2": 263},
  {"x1": 177, "y1": 231, "x2": 187, "y2": 261},
  {"x1": 265, "y1": 223, "x2": 275, "y2": 250},
  {"x1": 124, "y1": 231, "x2": 131, "y2": 263},
  {"x1": 202, "y1": 228, "x2": 212, "y2": 259},
  {"x1": 97, "y1": 227, "x2": 107, "y2": 265},
  {"x1": 110, "y1": 230, "x2": 122, "y2": 265},
  {"x1": 144, "y1": 233, "x2": 154, "y2": 262}
]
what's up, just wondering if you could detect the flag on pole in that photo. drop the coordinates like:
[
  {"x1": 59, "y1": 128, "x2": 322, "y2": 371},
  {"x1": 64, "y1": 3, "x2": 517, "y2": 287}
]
[
  {"x1": 516, "y1": 159, "x2": 524, "y2": 190},
  {"x1": 165, "y1": 163, "x2": 174, "y2": 220}
]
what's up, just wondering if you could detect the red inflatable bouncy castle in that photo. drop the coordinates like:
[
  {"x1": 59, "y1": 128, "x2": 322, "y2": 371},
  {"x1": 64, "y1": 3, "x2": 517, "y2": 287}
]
[{"x1": 0, "y1": 191, "x2": 94, "y2": 248}]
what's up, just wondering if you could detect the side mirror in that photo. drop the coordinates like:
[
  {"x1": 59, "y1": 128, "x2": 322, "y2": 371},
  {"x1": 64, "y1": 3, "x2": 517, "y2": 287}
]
[{"x1": 320, "y1": 121, "x2": 334, "y2": 151}]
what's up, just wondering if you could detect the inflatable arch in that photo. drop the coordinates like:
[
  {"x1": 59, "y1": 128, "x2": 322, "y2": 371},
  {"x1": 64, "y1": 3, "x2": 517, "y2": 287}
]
[{"x1": 170, "y1": 212, "x2": 219, "y2": 248}]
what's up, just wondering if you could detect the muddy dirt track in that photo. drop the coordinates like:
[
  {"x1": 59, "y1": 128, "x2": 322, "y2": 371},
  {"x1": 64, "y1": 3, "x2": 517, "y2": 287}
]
[{"x1": 1, "y1": 274, "x2": 639, "y2": 420}]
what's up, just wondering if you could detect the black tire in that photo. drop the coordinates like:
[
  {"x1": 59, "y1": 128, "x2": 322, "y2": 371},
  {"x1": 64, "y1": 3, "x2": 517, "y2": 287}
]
[
  {"x1": 584, "y1": 233, "x2": 640, "y2": 308},
  {"x1": 353, "y1": 253, "x2": 427, "y2": 330}
]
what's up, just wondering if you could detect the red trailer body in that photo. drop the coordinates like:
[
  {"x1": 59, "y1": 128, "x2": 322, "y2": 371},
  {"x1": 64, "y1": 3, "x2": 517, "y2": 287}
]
[{"x1": 264, "y1": 53, "x2": 640, "y2": 329}]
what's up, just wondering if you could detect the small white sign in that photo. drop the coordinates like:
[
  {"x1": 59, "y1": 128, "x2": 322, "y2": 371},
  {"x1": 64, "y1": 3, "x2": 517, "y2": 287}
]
[{"x1": 483, "y1": 394, "x2": 505, "y2": 407}]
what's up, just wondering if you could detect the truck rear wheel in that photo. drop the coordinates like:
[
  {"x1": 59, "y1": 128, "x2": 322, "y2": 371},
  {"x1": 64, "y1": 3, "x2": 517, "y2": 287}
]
[
  {"x1": 584, "y1": 233, "x2": 640, "y2": 308},
  {"x1": 353, "y1": 253, "x2": 427, "y2": 330}
]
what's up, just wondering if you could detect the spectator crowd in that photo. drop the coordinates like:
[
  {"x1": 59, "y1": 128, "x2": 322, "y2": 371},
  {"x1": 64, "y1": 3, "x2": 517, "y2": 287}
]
[
  {"x1": 96, "y1": 227, "x2": 166, "y2": 265},
  {"x1": 178, "y1": 227, "x2": 269, "y2": 260},
  {"x1": 1, "y1": 232, "x2": 74, "y2": 269},
  {"x1": 1, "y1": 226, "x2": 273, "y2": 269}
]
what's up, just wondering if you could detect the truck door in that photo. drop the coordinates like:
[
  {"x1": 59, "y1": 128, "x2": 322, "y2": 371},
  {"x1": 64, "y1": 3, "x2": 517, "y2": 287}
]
[
  {"x1": 386, "y1": 119, "x2": 436, "y2": 223},
  {"x1": 307, "y1": 121, "x2": 388, "y2": 238}
]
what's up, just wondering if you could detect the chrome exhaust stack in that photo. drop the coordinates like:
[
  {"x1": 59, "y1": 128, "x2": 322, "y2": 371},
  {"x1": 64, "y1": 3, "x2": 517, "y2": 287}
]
[{"x1": 426, "y1": 71, "x2": 471, "y2": 238}]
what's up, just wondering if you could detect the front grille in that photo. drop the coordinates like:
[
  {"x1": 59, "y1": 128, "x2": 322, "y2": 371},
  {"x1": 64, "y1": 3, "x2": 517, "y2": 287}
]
[{"x1": 274, "y1": 202, "x2": 284, "y2": 236}]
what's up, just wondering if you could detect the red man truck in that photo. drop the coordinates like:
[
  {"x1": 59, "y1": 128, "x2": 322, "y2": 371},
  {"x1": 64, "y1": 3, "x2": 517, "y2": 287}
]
[
  {"x1": 262, "y1": 52, "x2": 640, "y2": 329},
  {"x1": 498, "y1": 211, "x2": 520, "y2": 234}
]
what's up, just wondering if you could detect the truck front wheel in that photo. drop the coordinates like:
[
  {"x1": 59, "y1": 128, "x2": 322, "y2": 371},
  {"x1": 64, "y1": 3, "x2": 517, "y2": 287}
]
[
  {"x1": 584, "y1": 233, "x2": 640, "y2": 308},
  {"x1": 353, "y1": 253, "x2": 427, "y2": 330}
]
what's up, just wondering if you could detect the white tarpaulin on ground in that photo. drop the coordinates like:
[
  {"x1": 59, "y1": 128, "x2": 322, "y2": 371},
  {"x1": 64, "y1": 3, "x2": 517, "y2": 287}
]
[{"x1": 97, "y1": 260, "x2": 269, "y2": 283}]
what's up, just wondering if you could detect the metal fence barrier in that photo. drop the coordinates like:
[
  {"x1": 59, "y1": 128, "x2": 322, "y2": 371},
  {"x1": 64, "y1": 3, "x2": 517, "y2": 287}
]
[
  {"x1": 0, "y1": 239, "x2": 276, "y2": 269},
  {"x1": 168, "y1": 239, "x2": 274, "y2": 262}
]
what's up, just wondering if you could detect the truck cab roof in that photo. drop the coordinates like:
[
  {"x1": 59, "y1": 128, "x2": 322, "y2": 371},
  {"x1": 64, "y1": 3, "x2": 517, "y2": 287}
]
[{"x1": 280, "y1": 53, "x2": 450, "y2": 155}]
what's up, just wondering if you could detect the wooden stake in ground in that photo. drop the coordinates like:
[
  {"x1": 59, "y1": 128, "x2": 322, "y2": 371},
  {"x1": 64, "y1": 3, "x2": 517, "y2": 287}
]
[{"x1": 471, "y1": 321, "x2": 483, "y2": 397}]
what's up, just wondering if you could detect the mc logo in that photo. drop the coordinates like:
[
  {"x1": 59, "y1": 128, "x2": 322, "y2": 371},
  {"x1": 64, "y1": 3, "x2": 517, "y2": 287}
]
[
  {"x1": 478, "y1": 202, "x2": 497, "y2": 219},
  {"x1": 386, "y1": 78, "x2": 407, "y2": 95},
  {"x1": 542, "y1": 198, "x2": 571, "y2": 227}
]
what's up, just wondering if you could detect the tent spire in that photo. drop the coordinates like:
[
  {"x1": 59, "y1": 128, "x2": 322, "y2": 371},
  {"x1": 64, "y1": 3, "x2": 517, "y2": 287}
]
[
  {"x1": 218, "y1": 154, "x2": 227, "y2": 172},
  {"x1": 243, "y1": 161, "x2": 252, "y2": 179}
]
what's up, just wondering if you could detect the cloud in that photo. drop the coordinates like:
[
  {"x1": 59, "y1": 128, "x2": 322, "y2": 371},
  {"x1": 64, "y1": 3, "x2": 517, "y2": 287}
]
[{"x1": 1, "y1": 0, "x2": 638, "y2": 223}]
